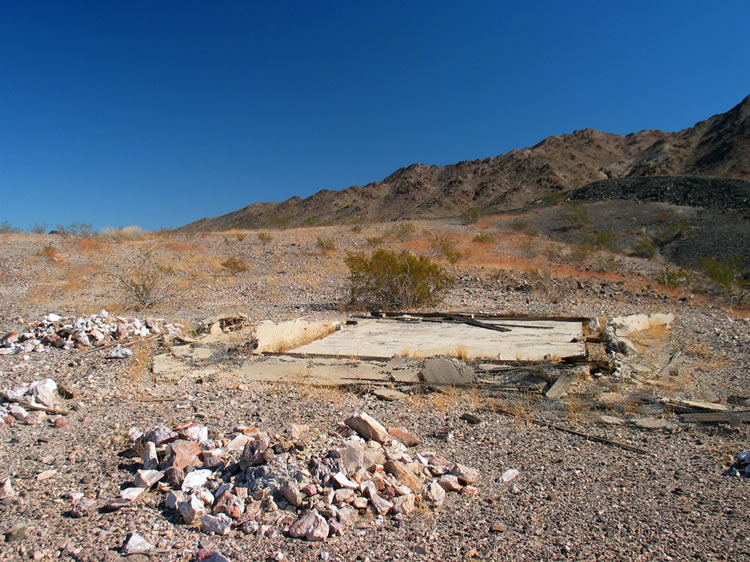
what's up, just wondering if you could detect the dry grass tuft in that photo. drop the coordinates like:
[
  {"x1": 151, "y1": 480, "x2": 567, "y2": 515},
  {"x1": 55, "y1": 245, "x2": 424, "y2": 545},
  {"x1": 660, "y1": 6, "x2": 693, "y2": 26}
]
[{"x1": 127, "y1": 340, "x2": 155, "y2": 382}]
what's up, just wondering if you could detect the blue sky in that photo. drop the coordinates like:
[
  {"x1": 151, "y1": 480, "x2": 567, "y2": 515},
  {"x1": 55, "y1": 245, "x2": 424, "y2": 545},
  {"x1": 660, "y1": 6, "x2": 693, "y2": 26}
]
[{"x1": 1, "y1": 1, "x2": 749, "y2": 231}]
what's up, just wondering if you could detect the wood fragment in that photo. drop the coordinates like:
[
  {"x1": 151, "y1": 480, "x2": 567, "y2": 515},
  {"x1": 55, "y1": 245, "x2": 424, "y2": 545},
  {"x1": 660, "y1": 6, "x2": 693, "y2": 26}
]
[
  {"x1": 491, "y1": 406, "x2": 652, "y2": 455},
  {"x1": 545, "y1": 372, "x2": 576, "y2": 399},
  {"x1": 82, "y1": 334, "x2": 159, "y2": 355},
  {"x1": 680, "y1": 411, "x2": 750, "y2": 424},
  {"x1": 656, "y1": 351, "x2": 682, "y2": 378}
]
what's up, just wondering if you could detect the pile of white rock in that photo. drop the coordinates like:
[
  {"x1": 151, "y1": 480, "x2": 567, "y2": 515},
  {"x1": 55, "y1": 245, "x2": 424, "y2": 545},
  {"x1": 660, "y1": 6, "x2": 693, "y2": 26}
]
[
  {"x1": 0, "y1": 311, "x2": 183, "y2": 355},
  {"x1": 109, "y1": 413, "x2": 480, "y2": 542},
  {"x1": 0, "y1": 378, "x2": 67, "y2": 425}
]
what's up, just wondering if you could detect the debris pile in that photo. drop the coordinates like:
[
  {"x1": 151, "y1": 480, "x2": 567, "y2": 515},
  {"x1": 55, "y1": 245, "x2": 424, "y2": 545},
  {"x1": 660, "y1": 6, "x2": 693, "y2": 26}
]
[
  {"x1": 724, "y1": 451, "x2": 750, "y2": 477},
  {"x1": 111, "y1": 412, "x2": 479, "y2": 542},
  {"x1": 0, "y1": 311, "x2": 183, "y2": 355},
  {"x1": 0, "y1": 378, "x2": 66, "y2": 424}
]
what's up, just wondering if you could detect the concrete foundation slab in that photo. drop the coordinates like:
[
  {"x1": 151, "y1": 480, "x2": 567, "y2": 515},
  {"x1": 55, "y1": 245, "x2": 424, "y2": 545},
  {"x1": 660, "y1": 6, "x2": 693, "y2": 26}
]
[{"x1": 291, "y1": 318, "x2": 584, "y2": 362}]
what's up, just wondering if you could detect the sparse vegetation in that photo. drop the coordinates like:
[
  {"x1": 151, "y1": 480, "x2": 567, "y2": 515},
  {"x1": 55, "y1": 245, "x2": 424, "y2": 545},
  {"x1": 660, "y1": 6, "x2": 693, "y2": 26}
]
[
  {"x1": 366, "y1": 236, "x2": 386, "y2": 247},
  {"x1": 472, "y1": 232, "x2": 495, "y2": 244},
  {"x1": 565, "y1": 205, "x2": 592, "y2": 229},
  {"x1": 0, "y1": 220, "x2": 20, "y2": 233},
  {"x1": 584, "y1": 230, "x2": 615, "y2": 250},
  {"x1": 509, "y1": 220, "x2": 529, "y2": 232},
  {"x1": 102, "y1": 226, "x2": 146, "y2": 241},
  {"x1": 656, "y1": 267, "x2": 690, "y2": 288},
  {"x1": 221, "y1": 256, "x2": 248, "y2": 274},
  {"x1": 632, "y1": 238, "x2": 657, "y2": 258},
  {"x1": 542, "y1": 191, "x2": 565, "y2": 205},
  {"x1": 700, "y1": 257, "x2": 748, "y2": 302},
  {"x1": 425, "y1": 230, "x2": 464, "y2": 264},
  {"x1": 386, "y1": 222, "x2": 417, "y2": 242},
  {"x1": 460, "y1": 207, "x2": 483, "y2": 225},
  {"x1": 345, "y1": 248, "x2": 454, "y2": 309},
  {"x1": 118, "y1": 253, "x2": 177, "y2": 309},
  {"x1": 30, "y1": 223, "x2": 47, "y2": 234},
  {"x1": 257, "y1": 232, "x2": 272, "y2": 245},
  {"x1": 316, "y1": 236, "x2": 336, "y2": 253}
]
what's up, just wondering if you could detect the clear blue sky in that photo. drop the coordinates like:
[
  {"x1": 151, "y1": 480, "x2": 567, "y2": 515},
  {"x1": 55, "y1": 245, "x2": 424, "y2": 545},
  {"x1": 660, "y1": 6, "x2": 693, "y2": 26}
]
[{"x1": 1, "y1": 1, "x2": 749, "y2": 231}]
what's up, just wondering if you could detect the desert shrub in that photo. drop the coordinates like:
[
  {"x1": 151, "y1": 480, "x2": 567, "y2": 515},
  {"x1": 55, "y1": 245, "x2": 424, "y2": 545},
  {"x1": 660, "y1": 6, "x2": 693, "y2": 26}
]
[
  {"x1": 350, "y1": 224, "x2": 363, "y2": 234},
  {"x1": 425, "y1": 230, "x2": 464, "y2": 264},
  {"x1": 345, "y1": 248, "x2": 454, "y2": 309},
  {"x1": 542, "y1": 191, "x2": 565, "y2": 205},
  {"x1": 656, "y1": 268, "x2": 690, "y2": 288},
  {"x1": 257, "y1": 232, "x2": 272, "y2": 245},
  {"x1": 386, "y1": 222, "x2": 417, "y2": 242},
  {"x1": 55, "y1": 223, "x2": 94, "y2": 237},
  {"x1": 234, "y1": 232, "x2": 246, "y2": 242},
  {"x1": 316, "y1": 236, "x2": 336, "y2": 253},
  {"x1": 119, "y1": 253, "x2": 176, "y2": 309},
  {"x1": 268, "y1": 214, "x2": 290, "y2": 229},
  {"x1": 509, "y1": 220, "x2": 529, "y2": 232},
  {"x1": 38, "y1": 244, "x2": 61, "y2": 261},
  {"x1": 461, "y1": 207, "x2": 483, "y2": 225},
  {"x1": 595, "y1": 254, "x2": 619, "y2": 272},
  {"x1": 366, "y1": 236, "x2": 385, "y2": 247},
  {"x1": 0, "y1": 220, "x2": 20, "y2": 233},
  {"x1": 30, "y1": 223, "x2": 47, "y2": 234},
  {"x1": 472, "y1": 232, "x2": 495, "y2": 244},
  {"x1": 565, "y1": 205, "x2": 592, "y2": 229},
  {"x1": 654, "y1": 218, "x2": 692, "y2": 246},
  {"x1": 700, "y1": 257, "x2": 748, "y2": 298},
  {"x1": 103, "y1": 226, "x2": 145, "y2": 242},
  {"x1": 584, "y1": 230, "x2": 615, "y2": 250},
  {"x1": 221, "y1": 257, "x2": 247, "y2": 274},
  {"x1": 632, "y1": 238, "x2": 657, "y2": 259}
]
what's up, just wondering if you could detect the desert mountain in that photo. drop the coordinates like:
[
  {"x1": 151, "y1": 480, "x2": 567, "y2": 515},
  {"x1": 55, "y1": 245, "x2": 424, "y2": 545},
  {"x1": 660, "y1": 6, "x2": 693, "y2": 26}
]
[{"x1": 181, "y1": 95, "x2": 750, "y2": 230}]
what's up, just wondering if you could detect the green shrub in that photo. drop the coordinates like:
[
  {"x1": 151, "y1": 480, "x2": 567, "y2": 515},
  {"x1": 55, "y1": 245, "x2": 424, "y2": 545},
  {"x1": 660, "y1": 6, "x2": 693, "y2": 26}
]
[
  {"x1": 542, "y1": 191, "x2": 565, "y2": 205},
  {"x1": 221, "y1": 257, "x2": 247, "y2": 274},
  {"x1": 461, "y1": 207, "x2": 483, "y2": 225},
  {"x1": 472, "y1": 232, "x2": 495, "y2": 244},
  {"x1": 345, "y1": 248, "x2": 454, "y2": 309},
  {"x1": 656, "y1": 268, "x2": 690, "y2": 288},
  {"x1": 632, "y1": 238, "x2": 657, "y2": 259},
  {"x1": 509, "y1": 220, "x2": 529, "y2": 232},
  {"x1": 655, "y1": 218, "x2": 692, "y2": 246},
  {"x1": 566, "y1": 205, "x2": 592, "y2": 229},
  {"x1": 584, "y1": 230, "x2": 615, "y2": 250},
  {"x1": 700, "y1": 257, "x2": 747, "y2": 295}
]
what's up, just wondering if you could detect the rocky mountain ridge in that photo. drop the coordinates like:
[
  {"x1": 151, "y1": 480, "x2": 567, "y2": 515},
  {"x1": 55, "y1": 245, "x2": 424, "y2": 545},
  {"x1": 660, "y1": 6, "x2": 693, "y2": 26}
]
[{"x1": 182, "y1": 95, "x2": 750, "y2": 230}]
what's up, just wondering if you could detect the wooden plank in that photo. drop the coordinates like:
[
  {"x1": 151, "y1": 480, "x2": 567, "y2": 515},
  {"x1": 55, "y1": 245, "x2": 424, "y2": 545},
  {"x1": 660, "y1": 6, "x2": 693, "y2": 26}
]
[
  {"x1": 545, "y1": 372, "x2": 576, "y2": 399},
  {"x1": 680, "y1": 411, "x2": 750, "y2": 424}
]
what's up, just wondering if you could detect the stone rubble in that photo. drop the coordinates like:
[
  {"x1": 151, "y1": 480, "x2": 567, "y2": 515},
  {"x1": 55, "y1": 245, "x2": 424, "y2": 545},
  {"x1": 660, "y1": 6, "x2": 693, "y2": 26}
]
[
  {"x1": 0, "y1": 310, "x2": 183, "y2": 355},
  {"x1": 113, "y1": 412, "x2": 480, "y2": 542}
]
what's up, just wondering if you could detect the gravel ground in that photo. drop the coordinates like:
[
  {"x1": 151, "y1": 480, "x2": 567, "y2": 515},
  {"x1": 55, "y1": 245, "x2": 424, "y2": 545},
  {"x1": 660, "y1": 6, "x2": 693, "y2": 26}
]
[{"x1": 0, "y1": 225, "x2": 749, "y2": 561}]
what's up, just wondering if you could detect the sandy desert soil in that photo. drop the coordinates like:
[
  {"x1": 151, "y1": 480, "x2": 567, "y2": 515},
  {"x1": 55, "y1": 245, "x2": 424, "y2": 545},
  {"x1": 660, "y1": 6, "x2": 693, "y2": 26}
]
[{"x1": 0, "y1": 219, "x2": 749, "y2": 561}]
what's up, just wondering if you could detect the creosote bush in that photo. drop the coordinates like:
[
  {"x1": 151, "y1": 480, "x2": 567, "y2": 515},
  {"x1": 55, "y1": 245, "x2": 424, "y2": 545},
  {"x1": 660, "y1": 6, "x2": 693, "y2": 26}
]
[
  {"x1": 221, "y1": 256, "x2": 248, "y2": 274},
  {"x1": 316, "y1": 236, "x2": 336, "y2": 253},
  {"x1": 425, "y1": 230, "x2": 464, "y2": 264},
  {"x1": 119, "y1": 253, "x2": 176, "y2": 309},
  {"x1": 386, "y1": 222, "x2": 417, "y2": 242},
  {"x1": 257, "y1": 232, "x2": 272, "y2": 245},
  {"x1": 345, "y1": 248, "x2": 454, "y2": 310},
  {"x1": 472, "y1": 232, "x2": 495, "y2": 244}
]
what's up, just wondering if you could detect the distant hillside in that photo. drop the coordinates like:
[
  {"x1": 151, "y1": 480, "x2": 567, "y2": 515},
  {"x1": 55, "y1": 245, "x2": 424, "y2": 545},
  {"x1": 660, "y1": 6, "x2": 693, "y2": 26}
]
[{"x1": 181, "y1": 95, "x2": 750, "y2": 230}]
